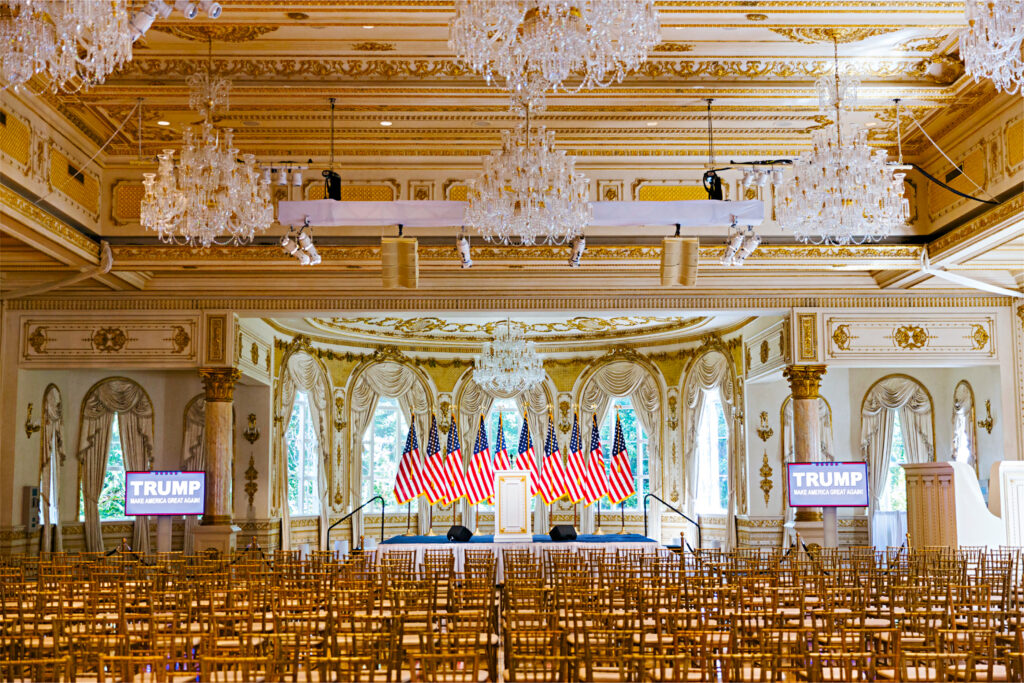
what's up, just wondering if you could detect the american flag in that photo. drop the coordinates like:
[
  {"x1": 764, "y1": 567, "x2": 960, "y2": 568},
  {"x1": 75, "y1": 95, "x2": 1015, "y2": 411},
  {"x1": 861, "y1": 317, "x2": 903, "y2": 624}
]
[
  {"x1": 443, "y1": 417, "x2": 469, "y2": 503},
  {"x1": 540, "y1": 415, "x2": 568, "y2": 504},
  {"x1": 607, "y1": 412, "x2": 636, "y2": 505},
  {"x1": 493, "y1": 414, "x2": 512, "y2": 471},
  {"x1": 563, "y1": 413, "x2": 587, "y2": 504},
  {"x1": 466, "y1": 416, "x2": 495, "y2": 504},
  {"x1": 393, "y1": 422, "x2": 423, "y2": 505},
  {"x1": 585, "y1": 415, "x2": 609, "y2": 506},
  {"x1": 422, "y1": 414, "x2": 449, "y2": 505},
  {"x1": 515, "y1": 414, "x2": 541, "y2": 498}
]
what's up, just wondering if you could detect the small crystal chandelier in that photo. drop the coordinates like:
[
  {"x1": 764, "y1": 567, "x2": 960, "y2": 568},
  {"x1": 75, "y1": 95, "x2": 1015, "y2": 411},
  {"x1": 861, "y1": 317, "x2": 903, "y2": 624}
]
[
  {"x1": 959, "y1": 0, "x2": 1024, "y2": 95},
  {"x1": 0, "y1": 0, "x2": 133, "y2": 92},
  {"x1": 474, "y1": 319, "x2": 545, "y2": 396},
  {"x1": 141, "y1": 40, "x2": 272, "y2": 247},
  {"x1": 465, "y1": 108, "x2": 591, "y2": 246},
  {"x1": 776, "y1": 38, "x2": 909, "y2": 246},
  {"x1": 449, "y1": 0, "x2": 659, "y2": 112}
]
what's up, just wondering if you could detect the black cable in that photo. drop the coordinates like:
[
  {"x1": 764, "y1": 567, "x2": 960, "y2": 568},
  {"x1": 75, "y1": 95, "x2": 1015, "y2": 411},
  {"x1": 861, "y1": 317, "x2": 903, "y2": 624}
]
[{"x1": 911, "y1": 163, "x2": 999, "y2": 205}]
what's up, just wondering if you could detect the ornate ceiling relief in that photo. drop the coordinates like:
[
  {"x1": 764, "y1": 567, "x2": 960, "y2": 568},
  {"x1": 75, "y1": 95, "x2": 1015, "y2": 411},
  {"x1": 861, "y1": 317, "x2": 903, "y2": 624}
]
[
  {"x1": 769, "y1": 27, "x2": 899, "y2": 44},
  {"x1": 150, "y1": 25, "x2": 280, "y2": 42}
]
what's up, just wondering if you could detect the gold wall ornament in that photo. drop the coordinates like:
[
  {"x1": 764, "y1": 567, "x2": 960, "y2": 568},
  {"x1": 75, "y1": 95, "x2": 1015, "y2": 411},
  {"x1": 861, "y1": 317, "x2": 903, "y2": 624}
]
[
  {"x1": 91, "y1": 327, "x2": 128, "y2": 353},
  {"x1": 244, "y1": 456, "x2": 259, "y2": 508},
  {"x1": 653, "y1": 42, "x2": 693, "y2": 52},
  {"x1": 24, "y1": 403, "x2": 41, "y2": 438},
  {"x1": 832, "y1": 324, "x2": 852, "y2": 351},
  {"x1": 797, "y1": 314, "x2": 817, "y2": 361},
  {"x1": 206, "y1": 316, "x2": 226, "y2": 364},
  {"x1": 558, "y1": 400, "x2": 571, "y2": 434},
  {"x1": 970, "y1": 324, "x2": 990, "y2": 350},
  {"x1": 759, "y1": 340, "x2": 770, "y2": 365},
  {"x1": 150, "y1": 25, "x2": 279, "y2": 43},
  {"x1": 759, "y1": 453, "x2": 773, "y2": 506},
  {"x1": 352, "y1": 41, "x2": 396, "y2": 52},
  {"x1": 334, "y1": 396, "x2": 347, "y2": 432},
  {"x1": 439, "y1": 400, "x2": 451, "y2": 433},
  {"x1": 783, "y1": 365, "x2": 827, "y2": 400},
  {"x1": 27, "y1": 326, "x2": 48, "y2": 354},
  {"x1": 199, "y1": 368, "x2": 241, "y2": 403},
  {"x1": 769, "y1": 27, "x2": 898, "y2": 44},
  {"x1": 250, "y1": 342, "x2": 260, "y2": 365},
  {"x1": 977, "y1": 399, "x2": 994, "y2": 434},
  {"x1": 170, "y1": 326, "x2": 191, "y2": 354},
  {"x1": 756, "y1": 412, "x2": 774, "y2": 442},
  {"x1": 242, "y1": 414, "x2": 260, "y2": 444},
  {"x1": 893, "y1": 324, "x2": 929, "y2": 350},
  {"x1": 667, "y1": 395, "x2": 679, "y2": 431},
  {"x1": 745, "y1": 13, "x2": 768, "y2": 21}
]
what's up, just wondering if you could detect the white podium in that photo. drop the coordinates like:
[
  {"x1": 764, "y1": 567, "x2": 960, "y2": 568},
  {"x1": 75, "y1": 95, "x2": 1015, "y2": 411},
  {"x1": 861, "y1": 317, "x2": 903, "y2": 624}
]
[{"x1": 494, "y1": 469, "x2": 533, "y2": 543}]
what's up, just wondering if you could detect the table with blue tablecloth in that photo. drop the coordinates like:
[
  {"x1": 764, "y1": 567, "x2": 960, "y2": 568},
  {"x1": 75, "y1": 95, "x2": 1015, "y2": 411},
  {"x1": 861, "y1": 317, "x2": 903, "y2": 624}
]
[{"x1": 375, "y1": 533, "x2": 662, "y2": 582}]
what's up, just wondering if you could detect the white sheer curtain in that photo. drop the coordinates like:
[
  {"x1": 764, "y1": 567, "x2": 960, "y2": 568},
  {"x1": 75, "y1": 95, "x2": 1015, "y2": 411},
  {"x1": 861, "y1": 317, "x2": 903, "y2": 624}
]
[
  {"x1": 951, "y1": 381, "x2": 976, "y2": 472},
  {"x1": 517, "y1": 383, "x2": 552, "y2": 534},
  {"x1": 40, "y1": 385, "x2": 65, "y2": 553},
  {"x1": 861, "y1": 376, "x2": 933, "y2": 546},
  {"x1": 781, "y1": 396, "x2": 834, "y2": 548},
  {"x1": 579, "y1": 362, "x2": 661, "y2": 537},
  {"x1": 348, "y1": 362, "x2": 430, "y2": 542},
  {"x1": 681, "y1": 352, "x2": 740, "y2": 549},
  {"x1": 277, "y1": 350, "x2": 332, "y2": 549},
  {"x1": 77, "y1": 379, "x2": 154, "y2": 554},
  {"x1": 180, "y1": 395, "x2": 206, "y2": 555}
]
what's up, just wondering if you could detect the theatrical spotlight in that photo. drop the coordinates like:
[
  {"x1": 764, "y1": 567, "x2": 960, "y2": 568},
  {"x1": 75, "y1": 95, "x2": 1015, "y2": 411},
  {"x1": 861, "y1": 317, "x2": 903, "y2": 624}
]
[
  {"x1": 721, "y1": 224, "x2": 760, "y2": 266},
  {"x1": 456, "y1": 234, "x2": 473, "y2": 269},
  {"x1": 281, "y1": 219, "x2": 321, "y2": 266},
  {"x1": 129, "y1": 0, "x2": 221, "y2": 42},
  {"x1": 568, "y1": 235, "x2": 586, "y2": 268}
]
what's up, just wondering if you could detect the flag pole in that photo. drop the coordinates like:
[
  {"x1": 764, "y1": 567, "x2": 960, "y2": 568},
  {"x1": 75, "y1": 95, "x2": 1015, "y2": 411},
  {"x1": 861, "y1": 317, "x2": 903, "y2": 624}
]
[
  {"x1": 597, "y1": 499, "x2": 602, "y2": 534},
  {"x1": 404, "y1": 501, "x2": 411, "y2": 535},
  {"x1": 428, "y1": 504, "x2": 433, "y2": 536},
  {"x1": 619, "y1": 500, "x2": 625, "y2": 534}
]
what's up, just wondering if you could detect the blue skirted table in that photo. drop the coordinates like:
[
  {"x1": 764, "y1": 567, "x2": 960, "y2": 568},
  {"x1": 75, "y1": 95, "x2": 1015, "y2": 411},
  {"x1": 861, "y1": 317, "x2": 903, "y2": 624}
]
[{"x1": 376, "y1": 533, "x2": 660, "y2": 582}]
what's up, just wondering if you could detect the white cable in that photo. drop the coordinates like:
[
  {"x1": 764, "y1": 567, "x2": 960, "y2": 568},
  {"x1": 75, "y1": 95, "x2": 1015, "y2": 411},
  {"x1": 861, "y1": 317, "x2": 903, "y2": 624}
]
[
  {"x1": 905, "y1": 109, "x2": 996, "y2": 201},
  {"x1": 920, "y1": 251, "x2": 1023, "y2": 298}
]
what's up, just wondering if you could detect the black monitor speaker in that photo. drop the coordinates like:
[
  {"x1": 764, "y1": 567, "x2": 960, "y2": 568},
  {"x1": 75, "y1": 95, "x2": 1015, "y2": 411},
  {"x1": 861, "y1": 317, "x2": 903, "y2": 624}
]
[
  {"x1": 446, "y1": 525, "x2": 473, "y2": 543},
  {"x1": 549, "y1": 525, "x2": 577, "y2": 542}
]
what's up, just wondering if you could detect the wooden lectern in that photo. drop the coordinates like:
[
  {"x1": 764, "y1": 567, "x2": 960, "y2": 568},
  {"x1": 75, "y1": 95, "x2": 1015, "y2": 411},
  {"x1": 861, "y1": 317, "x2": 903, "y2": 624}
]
[{"x1": 494, "y1": 469, "x2": 532, "y2": 542}]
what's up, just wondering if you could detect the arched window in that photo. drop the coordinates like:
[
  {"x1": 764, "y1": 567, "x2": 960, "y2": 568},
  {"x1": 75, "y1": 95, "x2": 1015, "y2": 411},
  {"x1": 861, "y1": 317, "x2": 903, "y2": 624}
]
[
  {"x1": 951, "y1": 380, "x2": 977, "y2": 472},
  {"x1": 361, "y1": 396, "x2": 408, "y2": 512},
  {"x1": 78, "y1": 413, "x2": 127, "y2": 521},
  {"x1": 694, "y1": 391, "x2": 728, "y2": 513},
  {"x1": 286, "y1": 391, "x2": 321, "y2": 516},
  {"x1": 598, "y1": 397, "x2": 648, "y2": 510},
  {"x1": 878, "y1": 411, "x2": 908, "y2": 512}
]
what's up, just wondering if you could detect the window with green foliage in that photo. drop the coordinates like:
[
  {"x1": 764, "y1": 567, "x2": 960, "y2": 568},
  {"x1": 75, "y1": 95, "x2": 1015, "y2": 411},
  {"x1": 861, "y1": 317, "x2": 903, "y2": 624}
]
[
  {"x1": 79, "y1": 413, "x2": 126, "y2": 521},
  {"x1": 362, "y1": 397, "x2": 407, "y2": 511},
  {"x1": 879, "y1": 411, "x2": 908, "y2": 512},
  {"x1": 286, "y1": 391, "x2": 321, "y2": 516},
  {"x1": 695, "y1": 392, "x2": 729, "y2": 514},
  {"x1": 599, "y1": 397, "x2": 648, "y2": 510}
]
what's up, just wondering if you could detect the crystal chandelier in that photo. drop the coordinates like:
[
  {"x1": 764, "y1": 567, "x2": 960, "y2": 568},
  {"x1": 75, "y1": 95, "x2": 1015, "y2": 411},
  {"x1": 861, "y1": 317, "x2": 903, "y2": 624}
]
[
  {"x1": 141, "y1": 43, "x2": 273, "y2": 247},
  {"x1": 776, "y1": 40, "x2": 909, "y2": 246},
  {"x1": 465, "y1": 110, "x2": 591, "y2": 246},
  {"x1": 449, "y1": 0, "x2": 659, "y2": 112},
  {"x1": 1, "y1": 0, "x2": 133, "y2": 92},
  {"x1": 959, "y1": 0, "x2": 1024, "y2": 94},
  {"x1": 474, "y1": 320, "x2": 546, "y2": 395}
]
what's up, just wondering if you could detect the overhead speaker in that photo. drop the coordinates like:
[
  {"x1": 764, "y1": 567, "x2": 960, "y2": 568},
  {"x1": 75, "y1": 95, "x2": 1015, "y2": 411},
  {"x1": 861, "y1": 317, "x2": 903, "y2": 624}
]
[
  {"x1": 381, "y1": 237, "x2": 418, "y2": 289},
  {"x1": 446, "y1": 525, "x2": 473, "y2": 543},
  {"x1": 549, "y1": 525, "x2": 577, "y2": 542},
  {"x1": 660, "y1": 237, "x2": 699, "y2": 287}
]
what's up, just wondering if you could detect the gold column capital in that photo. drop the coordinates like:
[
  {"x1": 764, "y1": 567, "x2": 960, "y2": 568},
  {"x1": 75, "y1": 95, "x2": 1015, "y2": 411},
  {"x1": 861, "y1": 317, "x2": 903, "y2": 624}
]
[
  {"x1": 783, "y1": 364, "x2": 827, "y2": 399},
  {"x1": 199, "y1": 367, "x2": 241, "y2": 402}
]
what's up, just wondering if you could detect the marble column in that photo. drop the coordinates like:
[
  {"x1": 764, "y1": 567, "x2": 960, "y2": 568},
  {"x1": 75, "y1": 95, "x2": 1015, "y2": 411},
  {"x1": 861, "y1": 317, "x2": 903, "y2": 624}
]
[
  {"x1": 783, "y1": 365, "x2": 831, "y2": 544},
  {"x1": 194, "y1": 368, "x2": 241, "y2": 555}
]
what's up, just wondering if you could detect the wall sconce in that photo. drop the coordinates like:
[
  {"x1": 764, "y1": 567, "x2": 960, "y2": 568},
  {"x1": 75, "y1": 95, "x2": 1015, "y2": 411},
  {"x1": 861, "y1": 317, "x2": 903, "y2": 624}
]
[
  {"x1": 977, "y1": 399, "x2": 994, "y2": 434},
  {"x1": 242, "y1": 414, "x2": 260, "y2": 444},
  {"x1": 24, "y1": 403, "x2": 41, "y2": 438},
  {"x1": 756, "y1": 411, "x2": 774, "y2": 442}
]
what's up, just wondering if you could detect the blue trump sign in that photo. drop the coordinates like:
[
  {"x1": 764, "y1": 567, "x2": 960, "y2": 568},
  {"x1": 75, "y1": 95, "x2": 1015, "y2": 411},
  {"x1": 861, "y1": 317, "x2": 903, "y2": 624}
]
[
  {"x1": 787, "y1": 462, "x2": 869, "y2": 508},
  {"x1": 125, "y1": 471, "x2": 205, "y2": 516}
]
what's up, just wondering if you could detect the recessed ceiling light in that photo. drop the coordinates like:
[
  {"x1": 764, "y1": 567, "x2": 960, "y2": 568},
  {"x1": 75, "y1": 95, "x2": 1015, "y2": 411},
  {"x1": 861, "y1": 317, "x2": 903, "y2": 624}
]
[
  {"x1": 157, "y1": 120, "x2": 170, "y2": 126},
  {"x1": 362, "y1": 24, "x2": 374, "y2": 29},
  {"x1": 865, "y1": 122, "x2": 877, "y2": 127},
  {"x1": 243, "y1": 120, "x2": 260, "y2": 127},
  {"x1": 646, "y1": 121, "x2": 658, "y2": 126},
  {"x1": 380, "y1": 120, "x2": 392, "y2": 126},
  {"x1": 473, "y1": 120, "x2": 491, "y2": 128}
]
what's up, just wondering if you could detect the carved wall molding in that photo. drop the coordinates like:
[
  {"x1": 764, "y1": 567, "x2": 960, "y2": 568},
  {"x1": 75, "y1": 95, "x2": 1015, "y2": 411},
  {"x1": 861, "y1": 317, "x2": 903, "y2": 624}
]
[
  {"x1": 824, "y1": 314, "x2": 998, "y2": 361},
  {"x1": 20, "y1": 317, "x2": 198, "y2": 368}
]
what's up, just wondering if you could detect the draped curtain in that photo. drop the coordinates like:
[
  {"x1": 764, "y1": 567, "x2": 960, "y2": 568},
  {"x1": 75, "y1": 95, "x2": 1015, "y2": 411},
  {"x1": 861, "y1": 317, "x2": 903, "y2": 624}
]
[
  {"x1": 40, "y1": 385, "x2": 65, "y2": 553},
  {"x1": 456, "y1": 375, "x2": 495, "y2": 532},
  {"x1": 180, "y1": 395, "x2": 206, "y2": 555},
  {"x1": 681, "y1": 352, "x2": 740, "y2": 549},
  {"x1": 347, "y1": 362, "x2": 431, "y2": 542},
  {"x1": 781, "y1": 396, "x2": 834, "y2": 547},
  {"x1": 860, "y1": 376, "x2": 933, "y2": 545},
  {"x1": 77, "y1": 379, "x2": 154, "y2": 554},
  {"x1": 951, "y1": 381, "x2": 976, "y2": 472},
  {"x1": 579, "y1": 362, "x2": 661, "y2": 537},
  {"x1": 276, "y1": 350, "x2": 332, "y2": 550}
]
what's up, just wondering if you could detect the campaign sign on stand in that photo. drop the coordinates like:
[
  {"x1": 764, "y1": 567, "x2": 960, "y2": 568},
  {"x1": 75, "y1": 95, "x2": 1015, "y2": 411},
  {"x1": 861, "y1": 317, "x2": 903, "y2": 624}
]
[
  {"x1": 787, "y1": 462, "x2": 869, "y2": 507},
  {"x1": 125, "y1": 471, "x2": 205, "y2": 516}
]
